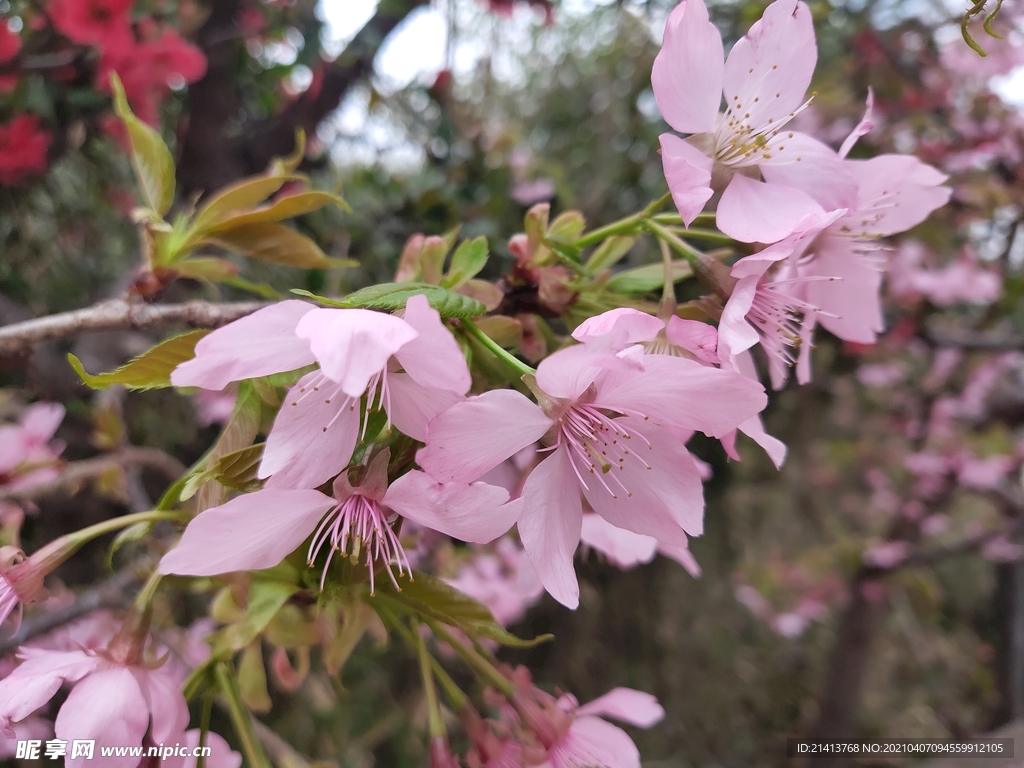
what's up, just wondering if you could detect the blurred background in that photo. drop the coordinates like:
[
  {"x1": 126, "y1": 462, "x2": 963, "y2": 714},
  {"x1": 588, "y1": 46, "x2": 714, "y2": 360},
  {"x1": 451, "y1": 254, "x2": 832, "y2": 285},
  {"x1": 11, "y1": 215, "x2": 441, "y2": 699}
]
[{"x1": 3, "y1": 0, "x2": 1024, "y2": 765}]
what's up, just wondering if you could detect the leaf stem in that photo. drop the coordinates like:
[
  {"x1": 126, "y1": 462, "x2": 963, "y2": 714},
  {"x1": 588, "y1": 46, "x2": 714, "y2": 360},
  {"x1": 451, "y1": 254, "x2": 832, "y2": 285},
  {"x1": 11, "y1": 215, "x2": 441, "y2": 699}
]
[
  {"x1": 573, "y1": 192, "x2": 673, "y2": 249},
  {"x1": 427, "y1": 620, "x2": 515, "y2": 697},
  {"x1": 462, "y1": 320, "x2": 536, "y2": 377},
  {"x1": 214, "y1": 661, "x2": 272, "y2": 768},
  {"x1": 414, "y1": 619, "x2": 447, "y2": 739},
  {"x1": 196, "y1": 689, "x2": 213, "y2": 768},
  {"x1": 390, "y1": 618, "x2": 470, "y2": 711}
]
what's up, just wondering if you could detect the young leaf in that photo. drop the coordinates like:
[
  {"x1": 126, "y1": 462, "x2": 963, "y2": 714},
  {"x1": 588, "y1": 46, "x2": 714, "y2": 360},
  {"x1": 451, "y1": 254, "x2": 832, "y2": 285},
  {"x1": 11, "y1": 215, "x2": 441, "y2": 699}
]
[
  {"x1": 174, "y1": 257, "x2": 241, "y2": 282},
  {"x1": 237, "y1": 642, "x2": 272, "y2": 713},
  {"x1": 68, "y1": 330, "x2": 210, "y2": 391},
  {"x1": 442, "y1": 237, "x2": 489, "y2": 288},
  {"x1": 110, "y1": 73, "x2": 175, "y2": 217},
  {"x1": 199, "y1": 191, "x2": 351, "y2": 235},
  {"x1": 605, "y1": 260, "x2": 694, "y2": 293},
  {"x1": 181, "y1": 443, "x2": 265, "y2": 500},
  {"x1": 207, "y1": 222, "x2": 332, "y2": 269},
  {"x1": 345, "y1": 283, "x2": 486, "y2": 319},
  {"x1": 189, "y1": 174, "x2": 304, "y2": 238},
  {"x1": 371, "y1": 572, "x2": 551, "y2": 648},
  {"x1": 585, "y1": 236, "x2": 635, "y2": 272},
  {"x1": 210, "y1": 579, "x2": 299, "y2": 656}
]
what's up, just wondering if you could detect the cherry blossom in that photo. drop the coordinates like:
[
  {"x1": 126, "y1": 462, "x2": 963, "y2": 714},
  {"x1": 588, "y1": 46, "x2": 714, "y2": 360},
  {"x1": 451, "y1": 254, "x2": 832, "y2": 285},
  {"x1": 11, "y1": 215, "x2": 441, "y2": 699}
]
[
  {"x1": 419, "y1": 330, "x2": 766, "y2": 607},
  {"x1": 172, "y1": 295, "x2": 470, "y2": 489},
  {"x1": 160, "y1": 450, "x2": 517, "y2": 592},
  {"x1": 652, "y1": 0, "x2": 852, "y2": 241}
]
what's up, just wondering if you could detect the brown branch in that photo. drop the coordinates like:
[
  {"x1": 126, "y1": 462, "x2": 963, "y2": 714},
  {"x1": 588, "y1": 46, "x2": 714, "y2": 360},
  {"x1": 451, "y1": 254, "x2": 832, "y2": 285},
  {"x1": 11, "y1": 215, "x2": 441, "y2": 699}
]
[
  {"x1": 0, "y1": 447, "x2": 188, "y2": 503},
  {"x1": 0, "y1": 299, "x2": 267, "y2": 354}
]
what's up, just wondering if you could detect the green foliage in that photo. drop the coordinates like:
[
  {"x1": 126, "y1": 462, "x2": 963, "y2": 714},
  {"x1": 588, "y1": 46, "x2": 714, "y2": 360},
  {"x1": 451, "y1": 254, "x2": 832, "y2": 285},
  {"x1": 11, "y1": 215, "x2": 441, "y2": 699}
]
[
  {"x1": 110, "y1": 74, "x2": 175, "y2": 217},
  {"x1": 68, "y1": 330, "x2": 210, "y2": 391}
]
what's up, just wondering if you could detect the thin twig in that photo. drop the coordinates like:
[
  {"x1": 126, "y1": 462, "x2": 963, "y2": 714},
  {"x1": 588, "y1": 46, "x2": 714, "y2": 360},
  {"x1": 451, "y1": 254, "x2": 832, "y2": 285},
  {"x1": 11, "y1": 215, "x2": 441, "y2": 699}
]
[
  {"x1": 0, "y1": 299, "x2": 268, "y2": 354},
  {"x1": 0, "y1": 447, "x2": 188, "y2": 503}
]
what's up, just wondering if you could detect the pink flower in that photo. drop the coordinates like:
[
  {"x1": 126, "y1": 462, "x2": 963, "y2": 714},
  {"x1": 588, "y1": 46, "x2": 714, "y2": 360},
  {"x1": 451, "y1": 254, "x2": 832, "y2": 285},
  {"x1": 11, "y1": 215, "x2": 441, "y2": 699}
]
[
  {"x1": 0, "y1": 114, "x2": 51, "y2": 186},
  {"x1": 183, "y1": 729, "x2": 241, "y2": 768},
  {"x1": 889, "y1": 243, "x2": 1001, "y2": 307},
  {"x1": 0, "y1": 646, "x2": 189, "y2": 768},
  {"x1": 160, "y1": 449, "x2": 517, "y2": 593},
  {"x1": 513, "y1": 685, "x2": 664, "y2": 768},
  {"x1": 172, "y1": 296, "x2": 471, "y2": 489},
  {"x1": 447, "y1": 539, "x2": 544, "y2": 627},
  {"x1": 652, "y1": 0, "x2": 851, "y2": 241},
  {"x1": 580, "y1": 513, "x2": 701, "y2": 576},
  {"x1": 573, "y1": 308, "x2": 786, "y2": 466},
  {"x1": 418, "y1": 336, "x2": 766, "y2": 607}
]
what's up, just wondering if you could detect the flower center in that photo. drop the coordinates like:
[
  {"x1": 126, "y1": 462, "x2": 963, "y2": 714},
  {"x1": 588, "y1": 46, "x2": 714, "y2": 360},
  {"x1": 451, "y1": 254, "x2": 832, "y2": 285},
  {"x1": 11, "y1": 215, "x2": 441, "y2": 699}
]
[
  {"x1": 307, "y1": 493, "x2": 410, "y2": 594},
  {"x1": 290, "y1": 369, "x2": 393, "y2": 439},
  {"x1": 556, "y1": 404, "x2": 652, "y2": 500},
  {"x1": 715, "y1": 91, "x2": 815, "y2": 166}
]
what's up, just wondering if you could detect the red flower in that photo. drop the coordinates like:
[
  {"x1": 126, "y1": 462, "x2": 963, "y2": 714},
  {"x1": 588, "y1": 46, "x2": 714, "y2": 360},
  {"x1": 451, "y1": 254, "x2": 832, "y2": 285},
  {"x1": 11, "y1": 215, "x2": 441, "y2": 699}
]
[
  {"x1": 0, "y1": 115, "x2": 51, "y2": 186},
  {"x1": 49, "y1": 0, "x2": 133, "y2": 49},
  {"x1": 97, "y1": 27, "x2": 207, "y2": 126}
]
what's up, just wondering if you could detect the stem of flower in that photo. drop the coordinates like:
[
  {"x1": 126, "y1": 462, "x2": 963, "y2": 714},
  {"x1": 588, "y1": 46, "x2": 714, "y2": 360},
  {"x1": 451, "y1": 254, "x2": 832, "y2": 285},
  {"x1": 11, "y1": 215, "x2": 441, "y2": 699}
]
[
  {"x1": 414, "y1": 619, "x2": 447, "y2": 740},
  {"x1": 390, "y1": 617, "x2": 470, "y2": 711},
  {"x1": 427, "y1": 620, "x2": 515, "y2": 697},
  {"x1": 462, "y1": 319, "x2": 536, "y2": 378},
  {"x1": 215, "y1": 661, "x2": 272, "y2": 768},
  {"x1": 645, "y1": 219, "x2": 731, "y2": 299},
  {"x1": 196, "y1": 689, "x2": 213, "y2": 768},
  {"x1": 573, "y1": 192, "x2": 673, "y2": 249},
  {"x1": 659, "y1": 238, "x2": 676, "y2": 314},
  {"x1": 69, "y1": 509, "x2": 188, "y2": 548}
]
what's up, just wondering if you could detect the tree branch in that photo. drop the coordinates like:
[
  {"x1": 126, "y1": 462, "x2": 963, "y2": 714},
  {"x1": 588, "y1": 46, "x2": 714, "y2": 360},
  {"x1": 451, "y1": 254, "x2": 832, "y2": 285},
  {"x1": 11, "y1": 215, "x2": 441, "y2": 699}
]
[
  {"x1": 0, "y1": 299, "x2": 267, "y2": 354},
  {"x1": 0, "y1": 447, "x2": 188, "y2": 503}
]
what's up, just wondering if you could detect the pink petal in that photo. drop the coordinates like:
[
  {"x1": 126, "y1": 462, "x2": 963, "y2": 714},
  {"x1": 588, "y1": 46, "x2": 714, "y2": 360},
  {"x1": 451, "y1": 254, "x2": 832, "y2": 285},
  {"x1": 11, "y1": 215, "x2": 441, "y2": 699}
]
[
  {"x1": 760, "y1": 132, "x2": 857, "y2": 211},
  {"x1": 718, "y1": 174, "x2": 825, "y2": 244},
  {"x1": 392, "y1": 294, "x2": 471, "y2": 394},
  {"x1": 572, "y1": 309, "x2": 663, "y2": 345},
  {"x1": 848, "y1": 155, "x2": 950, "y2": 236},
  {"x1": 595, "y1": 355, "x2": 767, "y2": 438},
  {"x1": 536, "y1": 343, "x2": 617, "y2": 401},
  {"x1": 552, "y1": 717, "x2": 640, "y2": 768},
  {"x1": 131, "y1": 665, "x2": 189, "y2": 746},
  {"x1": 295, "y1": 308, "x2": 418, "y2": 397},
  {"x1": 839, "y1": 88, "x2": 874, "y2": 158},
  {"x1": 579, "y1": 418, "x2": 702, "y2": 540},
  {"x1": 651, "y1": 0, "x2": 723, "y2": 135},
  {"x1": 386, "y1": 372, "x2": 463, "y2": 442},
  {"x1": 659, "y1": 134, "x2": 715, "y2": 227},
  {"x1": 0, "y1": 651, "x2": 100, "y2": 731},
  {"x1": 184, "y1": 729, "x2": 242, "y2": 768},
  {"x1": 517, "y1": 447, "x2": 583, "y2": 609},
  {"x1": 806, "y1": 237, "x2": 883, "y2": 343},
  {"x1": 259, "y1": 371, "x2": 360, "y2": 489},
  {"x1": 716, "y1": 275, "x2": 761, "y2": 367},
  {"x1": 56, "y1": 666, "x2": 148, "y2": 768},
  {"x1": 664, "y1": 316, "x2": 719, "y2": 363},
  {"x1": 20, "y1": 403, "x2": 65, "y2": 443},
  {"x1": 659, "y1": 542, "x2": 702, "y2": 576},
  {"x1": 417, "y1": 390, "x2": 553, "y2": 483},
  {"x1": 385, "y1": 471, "x2": 517, "y2": 543},
  {"x1": 722, "y1": 0, "x2": 816, "y2": 129},
  {"x1": 738, "y1": 415, "x2": 787, "y2": 468},
  {"x1": 158, "y1": 488, "x2": 331, "y2": 575},
  {"x1": 171, "y1": 301, "x2": 315, "y2": 390},
  {"x1": 579, "y1": 514, "x2": 658, "y2": 569},
  {"x1": 578, "y1": 688, "x2": 665, "y2": 727}
]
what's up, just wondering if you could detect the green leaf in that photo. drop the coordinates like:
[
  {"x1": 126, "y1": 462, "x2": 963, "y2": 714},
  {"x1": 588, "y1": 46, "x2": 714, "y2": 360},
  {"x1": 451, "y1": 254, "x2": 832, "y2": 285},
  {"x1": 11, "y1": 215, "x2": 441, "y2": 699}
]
[
  {"x1": 201, "y1": 191, "x2": 350, "y2": 235},
  {"x1": 193, "y1": 382, "x2": 263, "y2": 511},
  {"x1": 548, "y1": 210, "x2": 586, "y2": 240},
  {"x1": 189, "y1": 174, "x2": 304, "y2": 237},
  {"x1": 324, "y1": 600, "x2": 373, "y2": 675},
  {"x1": 174, "y1": 257, "x2": 240, "y2": 282},
  {"x1": 110, "y1": 73, "x2": 175, "y2": 217},
  {"x1": 605, "y1": 260, "x2": 694, "y2": 293},
  {"x1": 106, "y1": 521, "x2": 154, "y2": 568},
  {"x1": 371, "y1": 572, "x2": 551, "y2": 648},
  {"x1": 345, "y1": 283, "x2": 486, "y2": 319},
  {"x1": 182, "y1": 443, "x2": 265, "y2": 500},
  {"x1": 238, "y1": 642, "x2": 272, "y2": 713},
  {"x1": 211, "y1": 579, "x2": 299, "y2": 656},
  {"x1": 68, "y1": 330, "x2": 209, "y2": 391},
  {"x1": 289, "y1": 289, "x2": 349, "y2": 307},
  {"x1": 207, "y1": 222, "x2": 332, "y2": 269},
  {"x1": 442, "y1": 237, "x2": 489, "y2": 288},
  {"x1": 585, "y1": 236, "x2": 634, "y2": 272}
]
